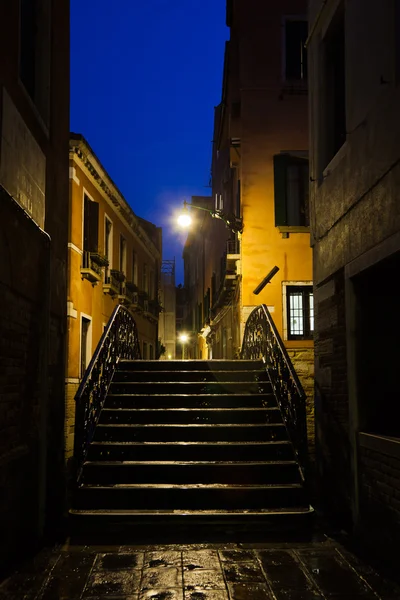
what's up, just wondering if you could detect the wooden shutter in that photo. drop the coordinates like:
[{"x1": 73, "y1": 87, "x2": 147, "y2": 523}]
[
  {"x1": 273, "y1": 155, "x2": 288, "y2": 226},
  {"x1": 83, "y1": 196, "x2": 99, "y2": 252}
]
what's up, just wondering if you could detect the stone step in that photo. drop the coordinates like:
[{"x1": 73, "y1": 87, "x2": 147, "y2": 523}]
[
  {"x1": 104, "y1": 393, "x2": 277, "y2": 409},
  {"x1": 117, "y1": 359, "x2": 264, "y2": 372},
  {"x1": 113, "y1": 370, "x2": 267, "y2": 383},
  {"x1": 74, "y1": 483, "x2": 306, "y2": 511},
  {"x1": 87, "y1": 440, "x2": 295, "y2": 462},
  {"x1": 109, "y1": 381, "x2": 273, "y2": 395},
  {"x1": 81, "y1": 460, "x2": 301, "y2": 485},
  {"x1": 93, "y1": 423, "x2": 288, "y2": 443},
  {"x1": 98, "y1": 407, "x2": 282, "y2": 425}
]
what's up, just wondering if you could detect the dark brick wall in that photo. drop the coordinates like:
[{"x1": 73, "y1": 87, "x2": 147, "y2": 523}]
[
  {"x1": 0, "y1": 193, "x2": 50, "y2": 568},
  {"x1": 314, "y1": 268, "x2": 352, "y2": 524},
  {"x1": 359, "y1": 447, "x2": 400, "y2": 546}
]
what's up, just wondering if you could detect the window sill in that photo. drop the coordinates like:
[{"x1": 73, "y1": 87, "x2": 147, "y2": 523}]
[
  {"x1": 277, "y1": 226, "x2": 310, "y2": 234},
  {"x1": 321, "y1": 141, "x2": 348, "y2": 180},
  {"x1": 359, "y1": 432, "x2": 400, "y2": 460}
]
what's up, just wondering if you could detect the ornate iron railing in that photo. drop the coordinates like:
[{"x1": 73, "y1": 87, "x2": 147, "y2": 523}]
[
  {"x1": 241, "y1": 304, "x2": 308, "y2": 477},
  {"x1": 73, "y1": 304, "x2": 141, "y2": 481}
]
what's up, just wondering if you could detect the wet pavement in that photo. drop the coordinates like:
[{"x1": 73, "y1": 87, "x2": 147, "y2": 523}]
[{"x1": 1, "y1": 536, "x2": 400, "y2": 600}]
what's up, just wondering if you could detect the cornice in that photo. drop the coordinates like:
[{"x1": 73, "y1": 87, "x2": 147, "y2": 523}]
[{"x1": 69, "y1": 138, "x2": 161, "y2": 261}]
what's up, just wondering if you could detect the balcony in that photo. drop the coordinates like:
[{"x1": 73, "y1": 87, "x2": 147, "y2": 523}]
[
  {"x1": 211, "y1": 251, "x2": 241, "y2": 317},
  {"x1": 81, "y1": 251, "x2": 107, "y2": 284},
  {"x1": 104, "y1": 269, "x2": 124, "y2": 296},
  {"x1": 118, "y1": 281, "x2": 139, "y2": 306}
]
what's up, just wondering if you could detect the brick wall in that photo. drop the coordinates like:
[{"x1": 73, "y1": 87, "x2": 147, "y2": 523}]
[
  {"x1": 0, "y1": 193, "x2": 50, "y2": 568},
  {"x1": 359, "y1": 446, "x2": 400, "y2": 547},
  {"x1": 287, "y1": 348, "x2": 315, "y2": 461},
  {"x1": 314, "y1": 269, "x2": 352, "y2": 524}
]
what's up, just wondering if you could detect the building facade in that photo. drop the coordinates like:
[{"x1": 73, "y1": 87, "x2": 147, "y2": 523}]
[
  {"x1": 0, "y1": 0, "x2": 70, "y2": 568},
  {"x1": 183, "y1": 0, "x2": 314, "y2": 445},
  {"x1": 308, "y1": 0, "x2": 400, "y2": 555},
  {"x1": 66, "y1": 134, "x2": 162, "y2": 460}
]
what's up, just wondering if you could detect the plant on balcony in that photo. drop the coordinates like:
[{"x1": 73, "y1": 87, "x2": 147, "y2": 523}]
[
  {"x1": 110, "y1": 269, "x2": 125, "y2": 283},
  {"x1": 90, "y1": 252, "x2": 109, "y2": 267},
  {"x1": 125, "y1": 280, "x2": 138, "y2": 292}
]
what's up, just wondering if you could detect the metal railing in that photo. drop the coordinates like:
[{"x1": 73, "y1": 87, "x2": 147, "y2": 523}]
[
  {"x1": 241, "y1": 304, "x2": 308, "y2": 477},
  {"x1": 73, "y1": 305, "x2": 141, "y2": 481},
  {"x1": 82, "y1": 251, "x2": 102, "y2": 277}
]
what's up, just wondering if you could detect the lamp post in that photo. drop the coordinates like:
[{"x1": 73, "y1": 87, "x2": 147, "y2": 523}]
[
  {"x1": 178, "y1": 333, "x2": 189, "y2": 359},
  {"x1": 177, "y1": 200, "x2": 244, "y2": 234}
]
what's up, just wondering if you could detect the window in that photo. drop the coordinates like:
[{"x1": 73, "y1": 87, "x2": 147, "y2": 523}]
[
  {"x1": 274, "y1": 154, "x2": 309, "y2": 227},
  {"x1": 321, "y1": 5, "x2": 346, "y2": 169},
  {"x1": 19, "y1": 0, "x2": 51, "y2": 124},
  {"x1": 132, "y1": 251, "x2": 138, "y2": 285},
  {"x1": 119, "y1": 235, "x2": 126, "y2": 274},
  {"x1": 396, "y1": 1, "x2": 400, "y2": 84},
  {"x1": 284, "y1": 18, "x2": 308, "y2": 81},
  {"x1": 143, "y1": 341, "x2": 147, "y2": 359},
  {"x1": 83, "y1": 195, "x2": 99, "y2": 253},
  {"x1": 80, "y1": 316, "x2": 92, "y2": 378},
  {"x1": 143, "y1": 263, "x2": 148, "y2": 293},
  {"x1": 149, "y1": 344, "x2": 154, "y2": 360},
  {"x1": 286, "y1": 286, "x2": 314, "y2": 340}
]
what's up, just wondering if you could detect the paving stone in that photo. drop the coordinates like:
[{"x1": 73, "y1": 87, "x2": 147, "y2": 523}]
[
  {"x1": 184, "y1": 590, "x2": 229, "y2": 600},
  {"x1": 257, "y1": 550, "x2": 297, "y2": 566},
  {"x1": 144, "y1": 552, "x2": 182, "y2": 569},
  {"x1": 222, "y1": 562, "x2": 265, "y2": 583},
  {"x1": 39, "y1": 552, "x2": 96, "y2": 599},
  {"x1": 95, "y1": 552, "x2": 144, "y2": 570},
  {"x1": 83, "y1": 569, "x2": 142, "y2": 597},
  {"x1": 140, "y1": 589, "x2": 184, "y2": 600},
  {"x1": 271, "y1": 591, "x2": 324, "y2": 600},
  {"x1": 297, "y1": 553, "x2": 375, "y2": 597},
  {"x1": 218, "y1": 550, "x2": 255, "y2": 562},
  {"x1": 184, "y1": 569, "x2": 225, "y2": 590},
  {"x1": 141, "y1": 567, "x2": 181, "y2": 590},
  {"x1": 183, "y1": 551, "x2": 220, "y2": 571},
  {"x1": 262, "y1": 564, "x2": 315, "y2": 592},
  {"x1": 228, "y1": 582, "x2": 273, "y2": 599}
]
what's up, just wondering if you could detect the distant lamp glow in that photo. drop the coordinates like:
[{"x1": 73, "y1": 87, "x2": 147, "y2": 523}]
[{"x1": 178, "y1": 332, "x2": 189, "y2": 359}]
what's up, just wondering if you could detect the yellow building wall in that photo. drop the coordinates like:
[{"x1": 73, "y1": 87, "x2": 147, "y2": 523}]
[{"x1": 66, "y1": 154, "x2": 160, "y2": 460}]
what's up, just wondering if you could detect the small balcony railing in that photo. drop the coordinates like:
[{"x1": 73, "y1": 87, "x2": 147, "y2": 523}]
[
  {"x1": 81, "y1": 251, "x2": 105, "y2": 283},
  {"x1": 103, "y1": 269, "x2": 124, "y2": 296}
]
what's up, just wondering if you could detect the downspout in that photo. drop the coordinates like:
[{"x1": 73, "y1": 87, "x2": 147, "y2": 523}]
[{"x1": 37, "y1": 229, "x2": 51, "y2": 538}]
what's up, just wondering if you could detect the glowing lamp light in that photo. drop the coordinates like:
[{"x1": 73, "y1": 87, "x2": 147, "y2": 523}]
[
  {"x1": 177, "y1": 212, "x2": 192, "y2": 228},
  {"x1": 179, "y1": 333, "x2": 189, "y2": 344}
]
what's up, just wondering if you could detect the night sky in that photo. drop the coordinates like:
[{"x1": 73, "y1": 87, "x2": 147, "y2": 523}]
[{"x1": 70, "y1": 0, "x2": 228, "y2": 284}]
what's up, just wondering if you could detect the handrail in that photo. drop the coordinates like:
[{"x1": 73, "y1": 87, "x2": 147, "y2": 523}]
[
  {"x1": 241, "y1": 304, "x2": 308, "y2": 477},
  {"x1": 73, "y1": 304, "x2": 141, "y2": 481}
]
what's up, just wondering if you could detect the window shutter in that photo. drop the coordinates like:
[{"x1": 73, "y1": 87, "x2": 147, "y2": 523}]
[
  {"x1": 274, "y1": 155, "x2": 288, "y2": 226},
  {"x1": 83, "y1": 196, "x2": 99, "y2": 253}
]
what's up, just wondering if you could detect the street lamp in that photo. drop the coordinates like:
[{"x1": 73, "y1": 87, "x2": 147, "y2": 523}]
[
  {"x1": 177, "y1": 200, "x2": 244, "y2": 234},
  {"x1": 178, "y1": 332, "x2": 189, "y2": 359}
]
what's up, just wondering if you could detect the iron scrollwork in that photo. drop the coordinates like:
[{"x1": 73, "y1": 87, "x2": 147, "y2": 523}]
[
  {"x1": 74, "y1": 305, "x2": 141, "y2": 481},
  {"x1": 241, "y1": 304, "x2": 308, "y2": 476}
]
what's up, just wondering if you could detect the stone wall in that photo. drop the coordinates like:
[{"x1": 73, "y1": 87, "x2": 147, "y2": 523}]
[
  {"x1": 313, "y1": 269, "x2": 352, "y2": 524},
  {"x1": 287, "y1": 347, "x2": 315, "y2": 462}
]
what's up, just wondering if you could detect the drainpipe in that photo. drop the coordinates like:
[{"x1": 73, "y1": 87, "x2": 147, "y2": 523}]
[{"x1": 37, "y1": 228, "x2": 51, "y2": 539}]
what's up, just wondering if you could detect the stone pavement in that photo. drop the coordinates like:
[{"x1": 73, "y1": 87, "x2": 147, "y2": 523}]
[{"x1": 1, "y1": 536, "x2": 400, "y2": 600}]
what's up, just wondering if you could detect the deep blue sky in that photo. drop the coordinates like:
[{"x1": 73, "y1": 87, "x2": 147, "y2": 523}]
[{"x1": 70, "y1": 0, "x2": 228, "y2": 284}]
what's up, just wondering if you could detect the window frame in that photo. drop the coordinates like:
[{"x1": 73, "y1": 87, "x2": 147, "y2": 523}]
[
  {"x1": 282, "y1": 282, "x2": 314, "y2": 341},
  {"x1": 282, "y1": 15, "x2": 308, "y2": 83},
  {"x1": 274, "y1": 152, "x2": 310, "y2": 230}
]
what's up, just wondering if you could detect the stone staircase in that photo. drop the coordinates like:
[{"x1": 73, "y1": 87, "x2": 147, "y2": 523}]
[{"x1": 71, "y1": 359, "x2": 312, "y2": 529}]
